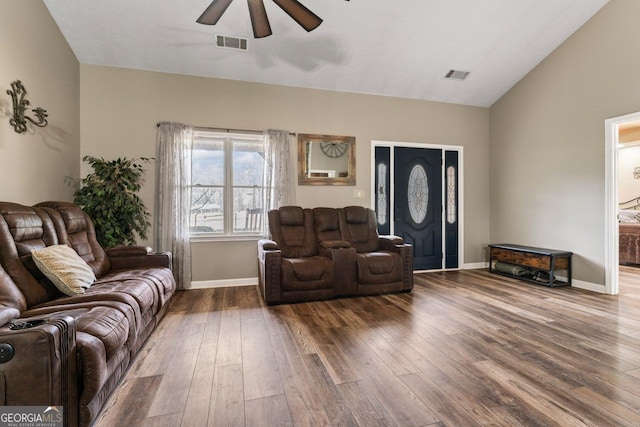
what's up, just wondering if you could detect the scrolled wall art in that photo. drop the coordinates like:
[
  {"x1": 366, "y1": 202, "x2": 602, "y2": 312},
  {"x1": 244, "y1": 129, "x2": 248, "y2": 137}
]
[{"x1": 6, "y1": 80, "x2": 48, "y2": 134}]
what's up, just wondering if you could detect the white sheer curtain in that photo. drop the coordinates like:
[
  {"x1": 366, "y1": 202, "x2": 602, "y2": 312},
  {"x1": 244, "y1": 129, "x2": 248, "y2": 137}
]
[
  {"x1": 155, "y1": 122, "x2": 193, "y2": 289},
  {"x1": 262, "y1": 129, "x2": 296, "y2": 236}
]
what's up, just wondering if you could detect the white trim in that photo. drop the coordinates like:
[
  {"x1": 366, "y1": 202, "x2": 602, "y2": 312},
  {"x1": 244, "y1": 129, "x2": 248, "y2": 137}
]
[
  {"x1": 371, "y1": 140, "x2": 465, "y2": 269},
  {"x1": 190, "y1": 236, "x2": 261, "y2": 243},
  {"x1": 461, "y1": 265, "x2": 603, "y2": 293},
  {"x1": 187, "y1": 277, "x2": 258, "y2": 289},
  {"x1": 604, "y1": 111, "x2": 640, "y2": 295},
  {"x1": 440, "y1": 151, "x2": 446, "y2": 269},
  {"x1": 458, "y1": 149, "x2": 465, "y2": 270},
  {"x1": 571, "y1": 279, "x2": 606, "y2": 294},
  {"x1": 372, "y1": 140, "x2": 462, "y2": 150},
  {"x1": 415, "y1": 261, "x2": 488, "y2": 272},
  {"x1": 463, "y1": 262, "x2": 489, "y2": 270}
]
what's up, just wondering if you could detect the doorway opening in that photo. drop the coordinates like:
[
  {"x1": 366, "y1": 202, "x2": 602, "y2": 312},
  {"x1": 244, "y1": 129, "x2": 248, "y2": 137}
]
[{"x1": 605, "y1": 111, "x2": 640, "y2": 295}]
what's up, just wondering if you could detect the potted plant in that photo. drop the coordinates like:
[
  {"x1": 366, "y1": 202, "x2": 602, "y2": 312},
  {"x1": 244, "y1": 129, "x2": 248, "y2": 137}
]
[{"x1": 74, "y1": 155, "x2": 152, "y2": 248}]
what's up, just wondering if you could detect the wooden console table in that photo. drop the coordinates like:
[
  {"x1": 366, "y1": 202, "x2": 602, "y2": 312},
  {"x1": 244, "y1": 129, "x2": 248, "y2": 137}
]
[{"x1": 488, "y1": 243, "x2": 572, "y2": 287}]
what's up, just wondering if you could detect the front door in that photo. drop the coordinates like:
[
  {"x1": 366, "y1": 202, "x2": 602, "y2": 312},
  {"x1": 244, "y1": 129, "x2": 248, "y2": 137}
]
[{"x1": 394, "y1": 147, "x2": 443, "y2": 270}]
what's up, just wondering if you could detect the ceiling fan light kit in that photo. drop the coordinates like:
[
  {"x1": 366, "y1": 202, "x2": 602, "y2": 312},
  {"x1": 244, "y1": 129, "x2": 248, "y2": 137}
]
[{"x1": 197, "y1": 0, "x2": 347, "y2": 38}]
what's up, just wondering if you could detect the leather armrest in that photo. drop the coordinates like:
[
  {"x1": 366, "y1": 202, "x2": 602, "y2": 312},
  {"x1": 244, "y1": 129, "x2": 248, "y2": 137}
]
[
  {"x1": 108, "y1": 250, "x2": 172, "y2": 270},
  {"x1": 258, "y1": 240, "x2": 281, "y2": 263},
  {"x1": 318, "y1": 242, "x2": 354, "y2": 259},
  {"x1": 379, "y1": 235, "x2": 404, "y2": 245},
  {"x1": 257, "y1": 241, "x2": 282, "y2": 305},
  {"x1": 0, "y1": 315, "x2": 79, "y2": 426},
  {"x1": 258, "y1": 239, "x2": 279, "y2": 251},
  {"x1": 379, "y1": 235, "x2": 408, "y2": 252},
  {"x1": 106, "y1": 245, "x2": 152, "y2": 257},
  {"x1": 319, "y1": 240, "x2": 351, "y2": 249}
]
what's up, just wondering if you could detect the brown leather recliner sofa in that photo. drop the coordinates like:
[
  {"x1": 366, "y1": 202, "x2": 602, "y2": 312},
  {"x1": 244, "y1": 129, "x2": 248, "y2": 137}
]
[
  {"x1": 258, "y1": 206, "x2": 413, "y2": 305},
  {"x1": 0, "y1": 201, "x2": 176, "y2": 427}
]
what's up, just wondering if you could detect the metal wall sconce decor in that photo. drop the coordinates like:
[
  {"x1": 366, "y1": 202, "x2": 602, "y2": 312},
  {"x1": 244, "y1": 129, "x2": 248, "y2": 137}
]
[{"x1": 7, "y1": 80, "x2": 48, "y2": 134}]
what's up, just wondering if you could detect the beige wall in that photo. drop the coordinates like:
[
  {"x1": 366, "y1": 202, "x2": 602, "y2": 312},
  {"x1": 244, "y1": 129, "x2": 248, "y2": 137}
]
[
  {"x1": 0, "y1": 0, "x2": 79, "y2": 204},
  {"x1": 490, "y1": 0, "x2": 640, "y2": 286},
  {"x1": 80, "y1": 65, "x2": 490, "y2": 282}
]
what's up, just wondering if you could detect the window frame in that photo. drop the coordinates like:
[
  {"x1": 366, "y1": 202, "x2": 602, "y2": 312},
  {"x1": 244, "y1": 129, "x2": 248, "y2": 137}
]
[{"x1": 189, "y1": 130, "x2": 265, "y2": 241}]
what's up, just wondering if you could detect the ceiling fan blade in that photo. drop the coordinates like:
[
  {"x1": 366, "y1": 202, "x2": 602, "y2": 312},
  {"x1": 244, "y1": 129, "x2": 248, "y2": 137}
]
[
  {"x1": 272, "y1": 0, "x2": 322, "y2": 32},
  {"x1": 196, "y1": 0, "x2": 234, "y2": 25},
  {"x1": 247, "y1": 0, "x2": 273, "y2": 38}
]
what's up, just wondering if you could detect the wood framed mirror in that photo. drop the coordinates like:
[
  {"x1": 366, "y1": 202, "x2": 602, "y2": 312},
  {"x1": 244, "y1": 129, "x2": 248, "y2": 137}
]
[{"x1": 298, "y1": 134, "x2": 355, "y2": 185}]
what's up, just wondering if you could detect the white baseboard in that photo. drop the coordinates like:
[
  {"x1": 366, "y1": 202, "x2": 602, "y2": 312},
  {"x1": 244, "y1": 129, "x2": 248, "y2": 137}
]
[
  {"x1": 414, "y1": 262, "x2": 489, "y2": 274},
  {"x1": 571, "y1": 279, "x2": 605, "y2": 294},
  {"x1": 187, "y1": 277, "x2": 258, "y2": 290},
  {"x1": 461, "y1": 263, "x2": 605, "y2": 294},
  {"x1": 186, "y1": 271, "x2": 605, "y2": 294},
  {"x1": 463, "y1": 262, "x2": 489, "y2": 270}
]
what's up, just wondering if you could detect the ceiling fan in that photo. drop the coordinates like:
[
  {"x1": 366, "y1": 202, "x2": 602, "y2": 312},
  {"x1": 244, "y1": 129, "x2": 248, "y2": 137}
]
[{"x1": 196, "y1": 0, "x2": 347, "y2": 38}]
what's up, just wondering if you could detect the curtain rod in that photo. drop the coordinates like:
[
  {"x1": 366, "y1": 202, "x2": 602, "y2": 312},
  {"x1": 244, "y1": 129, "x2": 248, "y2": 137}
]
[{"x1": 156, "y1": 122, "x2": 296, "y2": 136}]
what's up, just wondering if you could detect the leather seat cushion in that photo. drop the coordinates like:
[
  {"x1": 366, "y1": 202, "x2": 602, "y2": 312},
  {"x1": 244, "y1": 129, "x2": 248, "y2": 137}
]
[
  {"x1": 282, "y1": 257, "x2": 334, "y2": 291},
  {"x1": 89, "y1": 279, "x2": 157, "y2": 329},
  {"x1": 102, "y1": 267, "x2": 176, "y2": 305},
  {"x1": 24, "y1": 298, "x2": 139, "y2": 352},
  {"x1": 23, "y1": 306, "x2": 130, "y2": 360},
  {"x1": 85, "y1": 267, "x2": 174, "y2": 327},
  {"x1": 76, "y1": 306, "x2": 130, "y2": 357},
  {"x1": 356, "y1": 252, "x2": 402, "y2": 284},
  {"x1": 23, "y1": 267, "x2": 176, "y2": 352},
  {"x1": 93, "y1": 272, "x2": 157, "y2": 311}
]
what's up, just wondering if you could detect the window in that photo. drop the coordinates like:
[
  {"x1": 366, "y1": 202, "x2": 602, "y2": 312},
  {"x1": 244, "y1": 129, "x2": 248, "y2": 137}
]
[
  {"x1": 377, "y1": 163, "x2": 387, "y2": 226},
  {"x1": 407, "y1": 164, "x2": 428, "y2": 224},
  {"x1": 446, "y1": 165, "x2": 457, "y2": 224},
  {"x1": 190, "y1": 130, "x2": 264, "y2": 237}
]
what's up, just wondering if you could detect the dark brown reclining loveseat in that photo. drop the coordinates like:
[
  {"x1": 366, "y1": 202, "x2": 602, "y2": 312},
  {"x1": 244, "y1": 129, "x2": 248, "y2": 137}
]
[
  {"x1": 258, "y1": 206, "x2": 413, "y2": 305},
  {"x1": 0, "y1": 201, "x2": 176, "y2": 426}
]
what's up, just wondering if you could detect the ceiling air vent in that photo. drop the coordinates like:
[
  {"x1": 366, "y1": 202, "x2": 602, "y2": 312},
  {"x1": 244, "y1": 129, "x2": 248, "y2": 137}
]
[
  {"x1": 445, "y1": 69, "x2": 470, "y2": 80},
  {"x1": 216, "y1": 35, "x2": 248, "y2": 51}
]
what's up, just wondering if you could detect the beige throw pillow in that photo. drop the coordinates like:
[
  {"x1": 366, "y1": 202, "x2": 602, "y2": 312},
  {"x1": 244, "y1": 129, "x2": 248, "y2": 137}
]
[{"x1": 32, "y1": 245, "x2": 96, "y2": 296}]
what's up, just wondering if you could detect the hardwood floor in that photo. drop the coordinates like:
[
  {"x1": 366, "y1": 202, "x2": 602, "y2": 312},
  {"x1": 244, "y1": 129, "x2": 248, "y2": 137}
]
[{"x1": 95, "y1": 269, "x2": 640, "y2": 426}]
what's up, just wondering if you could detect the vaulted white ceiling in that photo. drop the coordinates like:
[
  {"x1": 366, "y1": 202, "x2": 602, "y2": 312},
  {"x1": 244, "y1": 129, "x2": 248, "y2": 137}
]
[{"x1": 44, "y1": 0, "x2": 608, "y2": 107}]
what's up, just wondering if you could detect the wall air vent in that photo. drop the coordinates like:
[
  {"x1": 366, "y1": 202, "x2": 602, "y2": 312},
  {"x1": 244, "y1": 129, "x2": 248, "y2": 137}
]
[
  {"x1": 445, "y1": 69, "x2": 470, "y2": 80},
  {"x1": 216, "y1": 35, "x2": 248, "y2": 51}
]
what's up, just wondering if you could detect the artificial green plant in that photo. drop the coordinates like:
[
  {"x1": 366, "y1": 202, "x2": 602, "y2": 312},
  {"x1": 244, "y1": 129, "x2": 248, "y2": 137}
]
[{"x1": 74, "y1": 155, "x2": 152, "y2": 248}]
